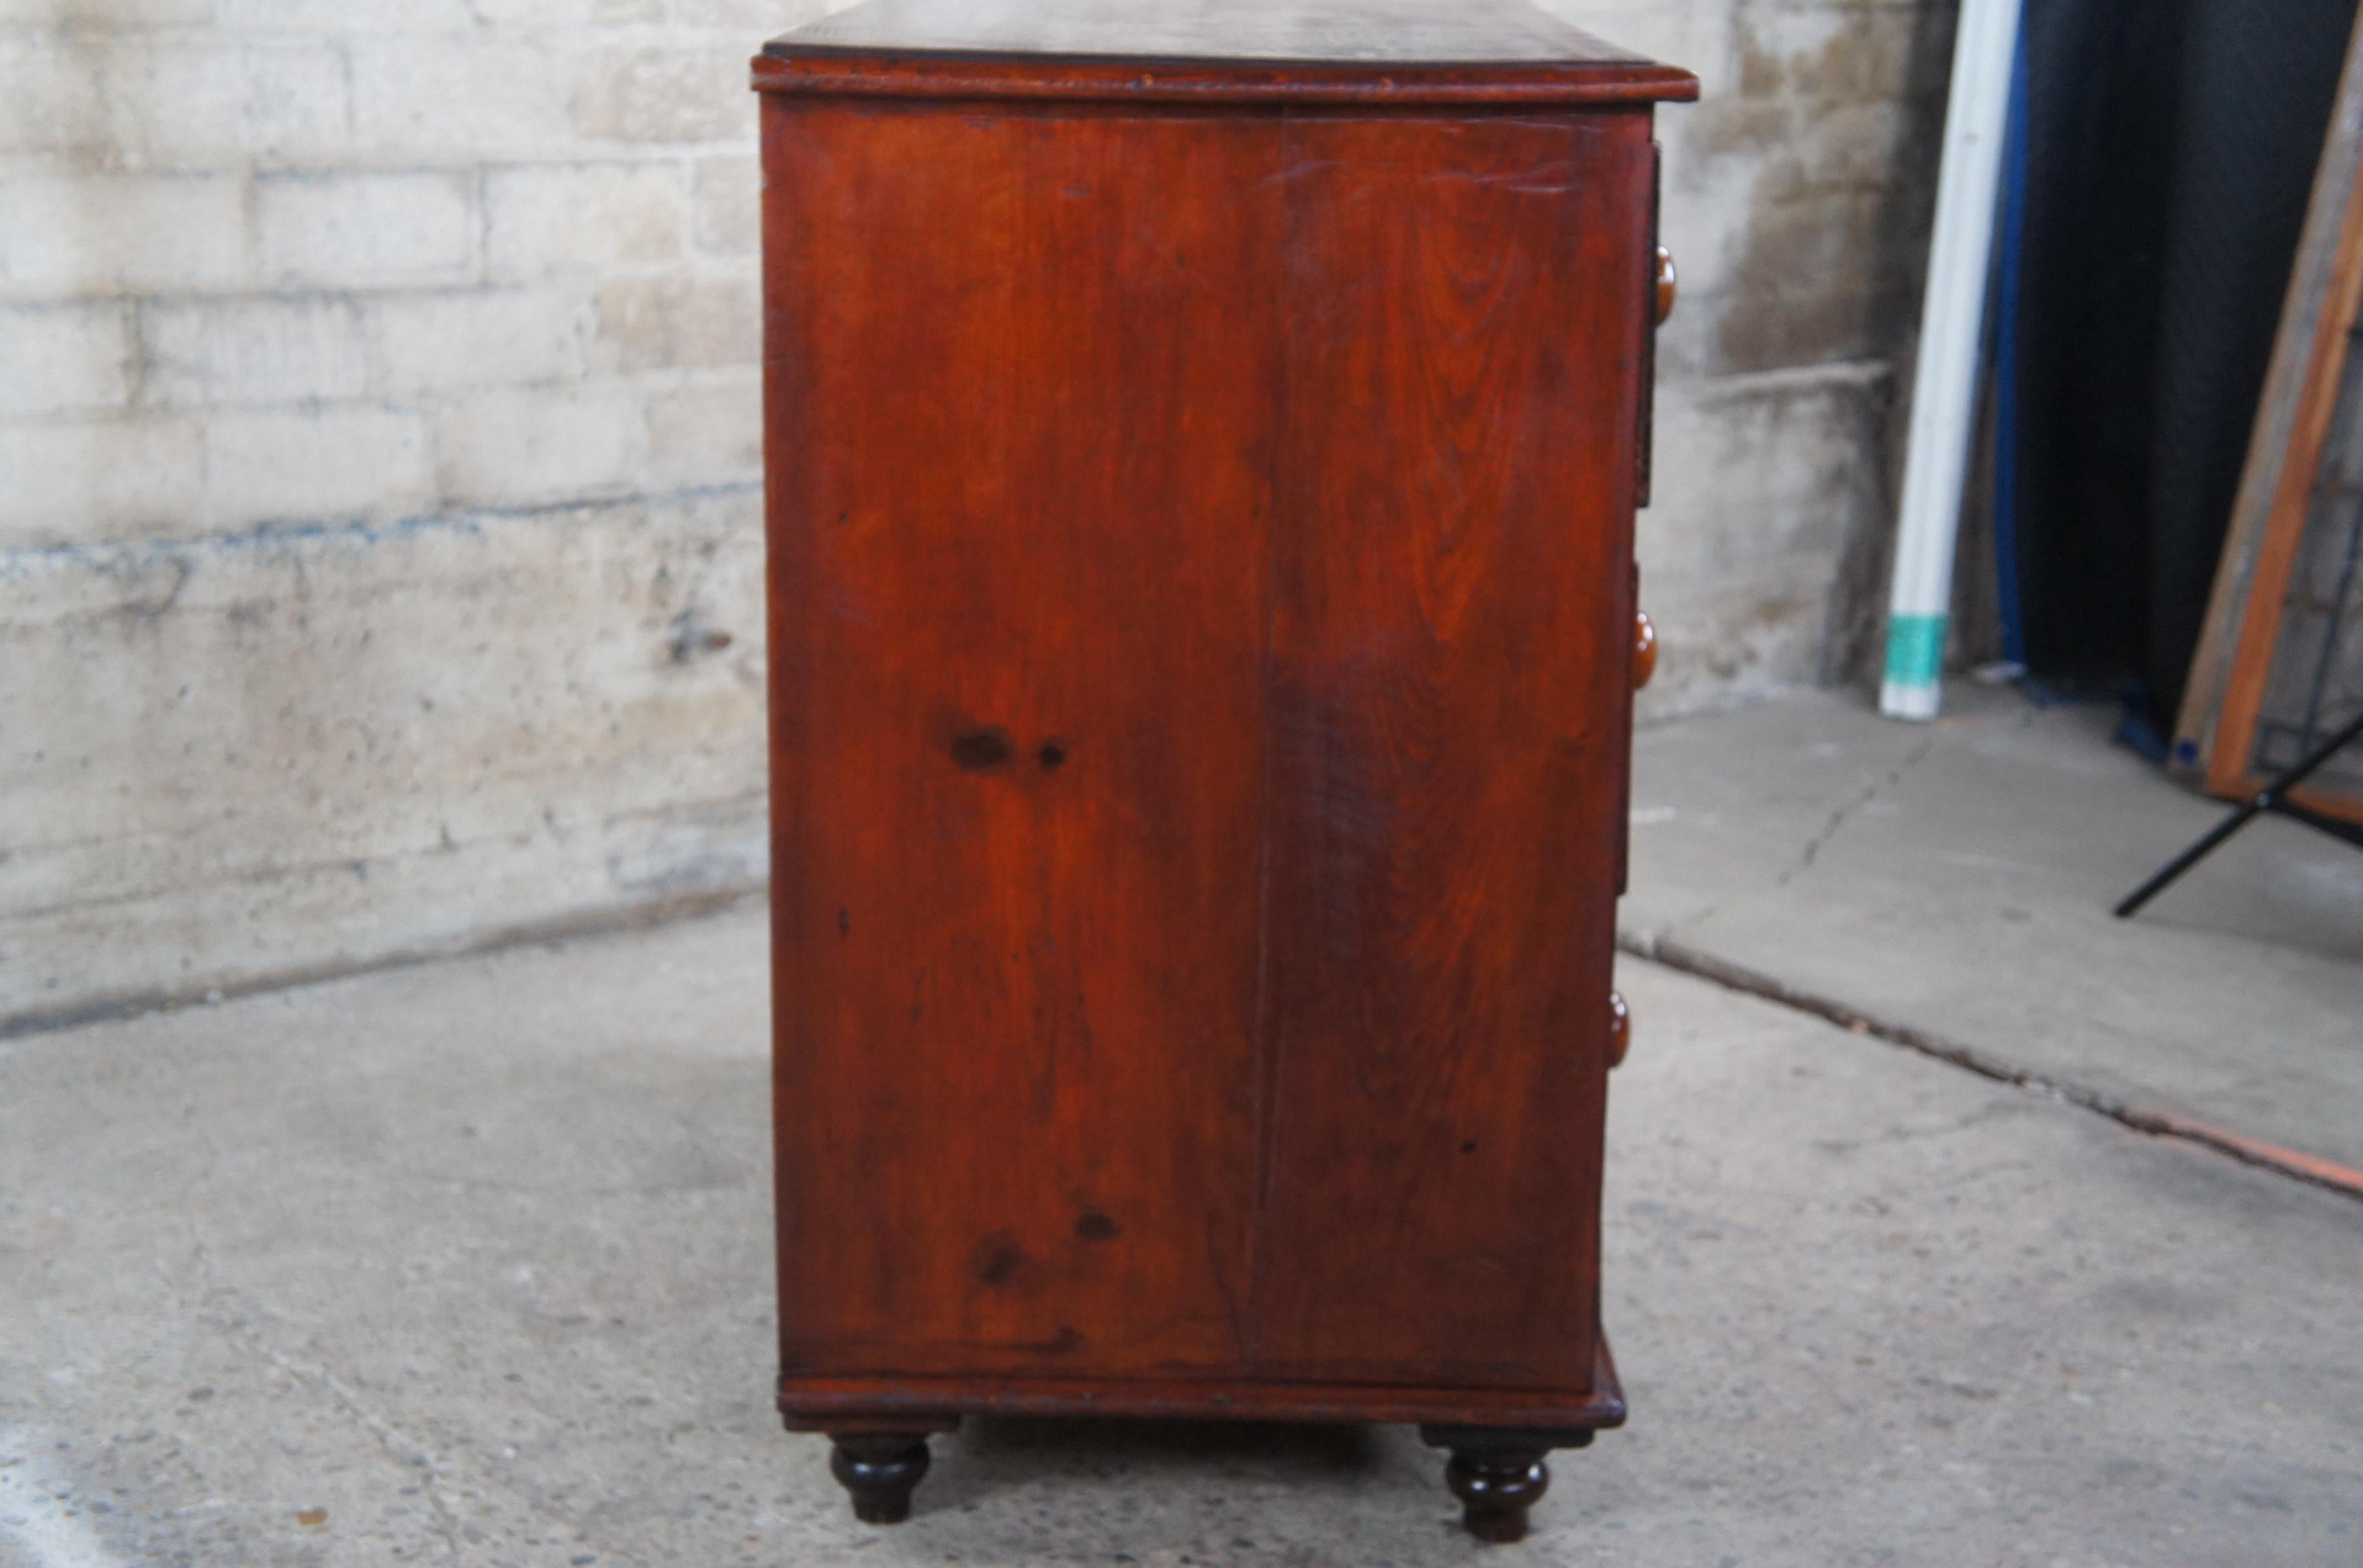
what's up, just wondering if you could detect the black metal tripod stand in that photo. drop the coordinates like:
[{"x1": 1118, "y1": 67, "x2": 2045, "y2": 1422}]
[{"x1": 2117, "y1": 707, "x2": 2363, "y2": 918}]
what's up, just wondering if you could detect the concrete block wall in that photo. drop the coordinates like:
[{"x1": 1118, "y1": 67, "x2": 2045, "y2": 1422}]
[
  {"x1": 0, "y1": 0, "x2": 827, "y2": 1030},
  {"x1": 1, "y1": 0, "x2": 1955, "y2": 1030}
]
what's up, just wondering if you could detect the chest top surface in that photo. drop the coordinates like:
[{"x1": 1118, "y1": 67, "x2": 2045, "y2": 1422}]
[
  {"x1": 757, "y1": 0, "x2": 1697, "y2": 104},
  {"x1": 778, "y1": 0, "x2": 1635, "y2": 65}
]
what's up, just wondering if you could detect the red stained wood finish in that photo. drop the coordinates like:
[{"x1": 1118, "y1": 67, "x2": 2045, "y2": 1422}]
[
  {"x1": 768, "y1": 102, "x2": 1282, "y2": 1381},
  {"x1": 1248, "y1": 111, "x2": 1648, "y2": 1391},
  {"x1": 756, "y1": 0, "x2": 1694, "y2": 1533}
]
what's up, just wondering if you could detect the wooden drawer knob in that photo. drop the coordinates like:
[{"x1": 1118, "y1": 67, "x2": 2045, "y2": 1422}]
[
  {"x1": 1654, "y1": 246, "x2": 1677, "y2": 326},
  {"x1": 1633, "y1": 611, "x2": 1658, "y2": 690},
  {"x1": 1607, "y1": 991, "x2": 1631, "y2": 1069}
]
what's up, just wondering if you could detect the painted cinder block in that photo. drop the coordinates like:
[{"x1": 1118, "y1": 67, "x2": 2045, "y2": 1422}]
[
  {"x1": 432, "y1": 382, "x2": 647, "y2": 507},
  {"x1": 593, "y1": 277, "x2": 759, "y2": 370},
  {"x1": 0, "y1": 416, "x2": 207, "y2": 548},
  {"x1": 645, "y1": 371, "x2": 762, "y2": 489},
  {"x1": 0, "y1": 34, "x2": 108, "y2": 156},
  {"x1": 670, "y1": 0, "x2": 835, "y2": 30},
  {"x1": 140, "y1": 294, "x2": 374, "y2": 408},
  {"x1": 330, "y1": 0, "x2": 669, "y2": 29},
  {"x1": 0, "y1": 302, "x2": 132, "y2": 416},
  {"x1": 209, "y1": 0, "x2": 495, "y2": 32},
  {"x1": 101, "y1": 41, "x2": 353, "y2": 171},
  {"x1": 2, "y1": 0, "x2": 213, "y2": 28},
  {"x1": 367, "y1": 285, "x2": 591, "y2": 395},
  {"x1": 690, "y1": 156, "x2": 759, "y2": 257},
  {"x1": 350, "y1": 40, "x2": 579, "y2": 162},
  {"x1": 483, "y1": 162, "x2": 687, "y2": 279},
  {"x1": 572, "y1": 51, "x2": 752, "y2": 144},
  {"x1": 0, "y1": 173, "x2": 248, "y2": 296},
  {"x1": 201, "y1": 406, "x2": 434, "y2": 528},
  {"x1": 256, "y1": 170, "x2": 478, "y2": 289}
]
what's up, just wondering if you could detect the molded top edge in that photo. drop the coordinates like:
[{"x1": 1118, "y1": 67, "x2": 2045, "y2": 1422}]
[{"x1": 756, "y1": 0, "x2": 1699, "y2": 104}]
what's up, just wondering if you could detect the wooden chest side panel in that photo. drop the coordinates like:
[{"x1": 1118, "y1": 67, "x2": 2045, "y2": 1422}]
[
  {"x1": 763, "y1": 100, "x2": 1283, "y2": 1377},
  {"x1": 1249, "y1": 111, "x2": 1653, "y2": 1389}
]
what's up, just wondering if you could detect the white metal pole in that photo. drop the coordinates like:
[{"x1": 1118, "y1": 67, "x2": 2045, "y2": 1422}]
[{"x1": 1880, "y1": 0, "x2": 2025, "y2": 720}]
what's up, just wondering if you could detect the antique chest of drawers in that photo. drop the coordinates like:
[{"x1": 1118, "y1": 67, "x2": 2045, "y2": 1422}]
[{"x1": 752, "y1": 0, "x2": 1693, "y2": 1542}]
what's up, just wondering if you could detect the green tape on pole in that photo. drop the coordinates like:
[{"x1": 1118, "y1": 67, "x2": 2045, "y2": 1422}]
[{"x1": 1883, "y1": 613, "x2": 1947, "y2": 686}]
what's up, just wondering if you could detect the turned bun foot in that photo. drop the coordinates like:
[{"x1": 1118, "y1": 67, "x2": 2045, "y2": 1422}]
[
  {"x1": 1420, "y1": 1424, "x2": 1592, "y2": 1544},
  {"x1": 828, "y1": 1433, "x2": 932, "y2": 1524},
  {"x1": 1443, "y1": 1447, "x2": 1550, "y2": 1543}
]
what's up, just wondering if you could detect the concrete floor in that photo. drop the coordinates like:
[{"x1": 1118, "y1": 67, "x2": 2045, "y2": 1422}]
[
  {"x1": 1627, "y1": 685, "x2": 2363, "y2": 1179},
  {"x1": 4, "y1": 904, "x2": 2358, "y2": 1566}
]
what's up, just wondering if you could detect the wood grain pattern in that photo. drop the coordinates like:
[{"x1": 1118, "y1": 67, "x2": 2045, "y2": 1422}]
[
  {"x1": 766, "y1": 98, "x2": 1284, "y2": 1378},
  {"x1": 1247, "y1": 111, "x2": 1650, "y2": 1390},
  {"x1": 757, "y1": 20, "x2": 1679, "y2": 1502}
]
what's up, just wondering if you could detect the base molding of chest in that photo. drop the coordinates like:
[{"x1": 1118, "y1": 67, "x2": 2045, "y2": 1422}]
[
  {"x1": 779, "y1": 1330, "x2": 1624, "y2": 1431},
  {"x1": 781, "y1": 1336, "x2": 1621, "y2": 1542}
]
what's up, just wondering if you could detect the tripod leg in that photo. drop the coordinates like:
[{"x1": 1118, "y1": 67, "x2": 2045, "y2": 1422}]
[
  {"x1": 2115, "y1": 798, "x2": 2266, "y2": 918},
  {"x1": 2120, "y1": 705, "x2": 2363, "y2": 918}
]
